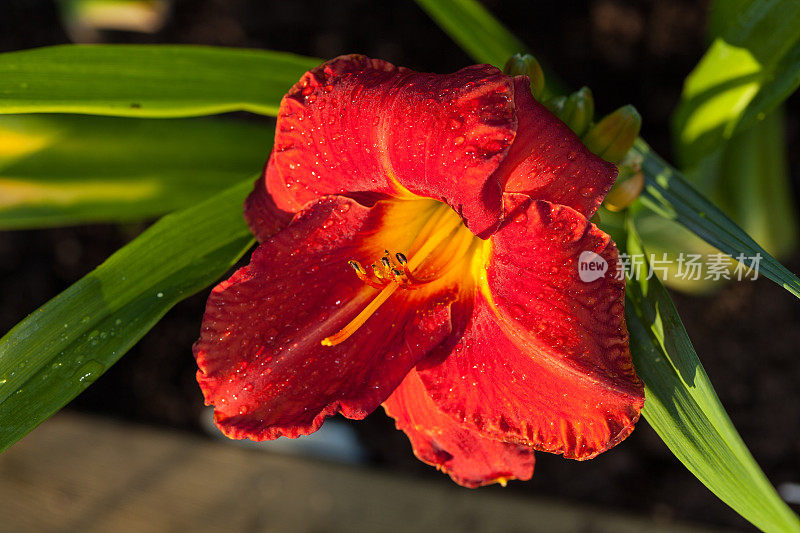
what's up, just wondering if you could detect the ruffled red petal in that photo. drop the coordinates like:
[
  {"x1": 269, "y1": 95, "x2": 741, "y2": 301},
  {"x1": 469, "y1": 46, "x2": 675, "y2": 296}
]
[
  {"x1": 418, "y1": 197, "x2": 644, "y2": 459},
  {"x1": 495, "y1": 77, "x2": 618, "y2": 218},
  {"x1": 384, "y1": 369, "x2": 535, "y2": 488},
  {"x1": 264, "y1": 54, "x2": 517, "y2": 237},
  {"x1": 195, "y1": 196, "x2": 463, "y2": 440}
]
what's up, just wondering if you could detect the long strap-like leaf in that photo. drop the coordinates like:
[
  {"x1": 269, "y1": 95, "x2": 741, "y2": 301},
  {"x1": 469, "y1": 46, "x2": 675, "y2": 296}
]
[
  {"x1": 624, "y1": 220, "x2": 800, "y2": 532},
  {"x1": 672, "y1": 0, "x2": 800, "y2": 167},
  {"x1": 635, "y1": 139, "x2": 800, "y2": 298},
  {"x1": 0, "y1": 114, "x2": 273, "y2": 229},
  {"x1": 0, "y1": 45, "x2": 319, "y2": 117},
  {"x1": 0, "y1": 181, "x2": 254, "y2": 452}
]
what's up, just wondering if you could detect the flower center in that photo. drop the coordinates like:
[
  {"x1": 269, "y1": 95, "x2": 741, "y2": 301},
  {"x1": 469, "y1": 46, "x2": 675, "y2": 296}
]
[{"x1": 321, "y1": 202, "x2": 476, "y2": 347}]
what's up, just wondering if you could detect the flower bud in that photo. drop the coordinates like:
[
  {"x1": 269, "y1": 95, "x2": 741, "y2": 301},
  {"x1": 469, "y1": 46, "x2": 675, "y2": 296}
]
[
  {"x1": 503, "y1": 53, "x2": 545, "y2": 99},
  {"x1": 583, "y1": 105, "x2": 641, "y2": 164},
  {"x1": 603, "y1": 152, "x2": 645, "y2": 211},
  {"x1": 562, "y1": 87, "x2": 594, "y2": 136}
]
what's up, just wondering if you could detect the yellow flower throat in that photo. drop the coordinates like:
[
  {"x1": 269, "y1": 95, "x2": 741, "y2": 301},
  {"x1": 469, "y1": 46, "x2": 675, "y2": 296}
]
[{"x1": 321, "y1": 202, "x2": 480, "y2": 346}]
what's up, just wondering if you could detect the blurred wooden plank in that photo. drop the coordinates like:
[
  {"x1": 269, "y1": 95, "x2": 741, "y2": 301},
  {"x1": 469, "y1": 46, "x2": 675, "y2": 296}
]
[{"x1": 0, "y1": 413, "x2": 727, "y2": 533}]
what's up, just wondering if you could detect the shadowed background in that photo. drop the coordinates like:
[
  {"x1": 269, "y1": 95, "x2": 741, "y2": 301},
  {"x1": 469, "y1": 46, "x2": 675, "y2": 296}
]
[{"x1": 1, "y1": 1, "x2": 799, "y2": 530}]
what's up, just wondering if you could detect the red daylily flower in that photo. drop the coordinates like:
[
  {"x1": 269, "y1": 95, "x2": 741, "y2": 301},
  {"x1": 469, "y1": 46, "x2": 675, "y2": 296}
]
[{"x1": 194, "y1": 55, "x2": 645, "y2": 488}]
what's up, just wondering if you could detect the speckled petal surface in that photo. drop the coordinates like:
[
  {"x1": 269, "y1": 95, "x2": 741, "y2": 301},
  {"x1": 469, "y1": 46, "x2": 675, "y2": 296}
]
[
  {"x1": 195, "y1": 196, "x2": 466, "y2": 440},
  {"x1": 262, "y1": 54, "x2": 517, "y2": 236},
  {"x1": 418, "y1": 198, "x2": 644, "y2": 459}
]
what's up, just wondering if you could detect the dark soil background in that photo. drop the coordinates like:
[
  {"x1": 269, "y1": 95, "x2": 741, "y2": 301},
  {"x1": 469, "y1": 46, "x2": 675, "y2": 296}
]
[{"x1": 2, "y1": 0, "x2": 799, "y2": 530}]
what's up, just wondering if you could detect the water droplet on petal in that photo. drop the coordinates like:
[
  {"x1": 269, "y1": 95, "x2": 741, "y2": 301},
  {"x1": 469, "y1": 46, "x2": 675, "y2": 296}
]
[{"x1": 509, "y1": 305, "x2": 526, "y2": 320}]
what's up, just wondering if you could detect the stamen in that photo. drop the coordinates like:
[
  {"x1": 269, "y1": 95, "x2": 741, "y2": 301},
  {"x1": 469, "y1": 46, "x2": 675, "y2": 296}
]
[
  {"x1": 398, "y1": 261, "x2": 425, "y2": 285},
  {"x1": 350, "y1": 260, "x2": 386, "y2": 289},
  {"x1": 321, "y1": 204, "x2": 471, "y2": 347},
  {"x1": 321, "y1": 283, "x2": 399, "y2": 346},
  {"x1": 348, "y1": 260, "x2": 363, "y2": 273}
]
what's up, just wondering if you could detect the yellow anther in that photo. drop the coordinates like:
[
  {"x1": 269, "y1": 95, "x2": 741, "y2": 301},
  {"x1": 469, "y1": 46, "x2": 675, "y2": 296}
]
[
  {"x1": 350, "y1": 260, "x2": 385, "y2": 289},
  {"x1": 348, "y1": 260, "x2": 364, "y2": 273}
]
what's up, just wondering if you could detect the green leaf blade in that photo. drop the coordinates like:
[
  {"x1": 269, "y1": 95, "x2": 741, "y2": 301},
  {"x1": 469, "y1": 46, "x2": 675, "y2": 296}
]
[
  {"x1": 0, "y1": 114, "x2": 273, "y2": 228},
  {"x1": 0, "y1": 180, "x2": 254, "y2": 452},
  {"x1": 624, "y1": 222, "x2": 800, "y2": 532},
  {"x1": 635, "y1": 139, "x2": 800, "y2": 299},
  {"x1": 0, "y1": 45, "x2": 320, "y2": 118},
  {"x1": 673, "y1": 0, "x2": 800, "y2": 166}
]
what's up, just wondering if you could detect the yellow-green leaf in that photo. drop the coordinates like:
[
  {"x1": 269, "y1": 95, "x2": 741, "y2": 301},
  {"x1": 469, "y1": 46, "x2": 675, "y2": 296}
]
[
  {"x1": 0, "y1": 45, "x2": 319, "y2": 117},
  {"x1": 0, "y1": 114, "x2": 272, "y2": 228}
]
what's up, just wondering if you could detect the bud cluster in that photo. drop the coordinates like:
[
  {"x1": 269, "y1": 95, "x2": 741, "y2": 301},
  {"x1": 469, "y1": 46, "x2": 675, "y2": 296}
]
[{"x1": 504, "y1": 53, "x2": 644, "y2": 211}]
